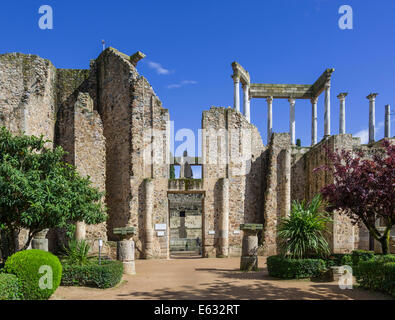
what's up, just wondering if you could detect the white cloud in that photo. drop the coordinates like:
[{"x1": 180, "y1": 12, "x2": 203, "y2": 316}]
[
  {"x1": 147, "y1": 61, "x2": 171, "y2": 75},
  {"x1": 166, "y1": 80, "x2": 197, "y2": 89},
  {"x1": 354, "y1": 121, "x2": 384, "y2": 144}
]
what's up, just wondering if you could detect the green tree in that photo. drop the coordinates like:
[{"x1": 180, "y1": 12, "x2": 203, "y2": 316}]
[
  {"x1": 278, "y1": 195, "x2": 331, "y2": 259},
  {"x1": 0, "y1": 127, "x2": 106, "y2": 256},
  {"x1": 169, "y1": 164, "x2": 175, "y2": 179}
]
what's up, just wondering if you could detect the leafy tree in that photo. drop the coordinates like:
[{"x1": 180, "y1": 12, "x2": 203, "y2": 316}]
[
  {"x1": 316, "y1": 139, "x2": 394, "y2": 254},
  {"x1": 170, "y1": 164, "x2": 175, "y2": 179},
  {"x1": 278, "y1": 195, "x2": 331, "y2": 259},
  {"x1": 0, "y1": 127, "x2": 106, "y2": 255}
]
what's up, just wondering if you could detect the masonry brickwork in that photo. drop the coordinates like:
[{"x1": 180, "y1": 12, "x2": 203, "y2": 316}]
[{"x1": 0, "y1": 48, "x2": 393, "y2": 259}]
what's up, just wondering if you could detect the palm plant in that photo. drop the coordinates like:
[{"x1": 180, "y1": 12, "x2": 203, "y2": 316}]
[
  {"x1": 278, "y1": 195, "x2": 332, "y2": 259},
  {"x1": 63, "y1": 238, "x2": 91, "y2": 266}
]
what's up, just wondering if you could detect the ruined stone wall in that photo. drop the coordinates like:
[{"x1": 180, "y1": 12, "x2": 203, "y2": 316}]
[
  {"x1": 0, "y1": 53, "x2": 56, "y2": 144},
  {"x1": 93, "y1": 48, "x2": 169, "y2": 259},
  {"x1": 303, "y1": 135, "x2": 362, "y2": 253},
  {"x1": 0, "y1": 53, "x2": 58, "y2": 249},
  {"x1": 202, "y1": 107, "x2": 266, "y2": 257},
  {"x1": 169, "y1": 193, "x2": 202, "y2": 250},
  {"x1": 262, "y1": 133, "x2": 291, "y2": 256}
]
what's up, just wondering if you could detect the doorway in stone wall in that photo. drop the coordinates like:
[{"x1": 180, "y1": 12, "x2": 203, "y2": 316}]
[{"x1": 168, "y1": 192, "x2": 204, "y2": 258}]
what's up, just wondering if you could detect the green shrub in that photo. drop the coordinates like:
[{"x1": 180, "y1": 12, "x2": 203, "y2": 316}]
[
  {"x1": 61, "y1": 260, "x2": 123, "y2": 289},
  {"x1": 278, "y1": 195, "x2": 331, "y2": 259},
  {"x1": 323, "y1": 254, "x2": 353, "y2": 268},
  {"x1": 372, "y1": 254, "x2": 395, "y2": 264},
  {"x1": 267, "y1": 255, "x2": 326, "y2": 279},
  {"x1": 63, "y1": 239, "x2": 90, "y2": 266},
  {"x1": 354, "y1": 260, "x2": 395, "y2": 297},
  {"x1": 4, "y1": 249, "x2": 62, "y2": 300},
  {"x1": 341, "y1": 254, "x2": 353, "y2": 266},
  {"x1": 0, "y1": 274, "x2": 22, "y2": 300},
  {"x1": 352, "y1": 250, "x2": 375, "y2": 266}
]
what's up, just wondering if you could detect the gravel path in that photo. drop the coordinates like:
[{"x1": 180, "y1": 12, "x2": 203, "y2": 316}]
[{"x1": 52, "y1": 256, "x2": 392, "y2": 300}]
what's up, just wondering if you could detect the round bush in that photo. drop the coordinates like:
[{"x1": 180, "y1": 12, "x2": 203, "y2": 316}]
[
  {"x1": 0, "y1": 274, "x2": 22, "y2": 300},
  {"x1": 267, "y1": 255, "x2": 326, "y2": 279},
  {"x1": 4, "y1": 249, "x2": 62, "y2": 300}
]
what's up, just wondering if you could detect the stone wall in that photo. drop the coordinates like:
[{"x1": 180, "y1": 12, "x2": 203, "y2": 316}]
[
  {"x1": 202, "y1": 107, "x2": 266, "y2": 257},
  {"x1": 262, "y1": 133, "x2": 291, "y2": 256},
  {"x1": 0, "y1": 53, "x2": 56, "y2": 144},
  {"x1": 91, "y1": 48, "x2": 170, "y2": 259},
  {"x1": 169, "y1": 193, "x2": 202, "y2": 251}
]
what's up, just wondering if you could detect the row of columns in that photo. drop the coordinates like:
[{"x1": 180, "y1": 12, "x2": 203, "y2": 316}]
[
  {"x1": 264, "y1": 82, "x2": 332, "y2": 146},
  {"x1": 233, "y1": 76, "x2": 250, "y2": 122},
  {"x1": 234, "y1": 77, "x2": 392, "y2": 146},
  {"x1": 367, "y1": 94, "x2": 392, "y2": 143},
  {"x1": 266, "y1": 92, "x2": 391, "y2": 147}
]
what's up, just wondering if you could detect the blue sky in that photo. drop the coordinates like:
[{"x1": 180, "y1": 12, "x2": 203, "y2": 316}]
[{"x1": 1, "y1": 0, "x2": 394, "y2": 170}]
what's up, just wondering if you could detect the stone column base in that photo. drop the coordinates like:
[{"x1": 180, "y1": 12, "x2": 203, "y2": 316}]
[
  {"x1": 122, "y1": 261, "x2": 136, "y2": 275},
  {"x1": 31, "y1": 238, "x2": 49, "y2": 251},
  {"x1": 240, "y1": 256, "x2": 258, "y2": 271}
]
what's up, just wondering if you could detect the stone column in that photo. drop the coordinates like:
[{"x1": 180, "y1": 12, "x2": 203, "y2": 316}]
[
  {"x1": 311, "y1": 97, "x2": 318, "y2": 146},
  {"x1": 240, "y1": 224, "x2": 263, "y2": 271},
  {"x1": 385, "y1": 104, "x2": 391, "y2": 138},
  {"x1": 75, "y1": 221, "x2": 86, "y2": 241},
  {"x1": 117, "y1": 238, "x2": 136, "y2": 275},
  {"x1": 31, "y1": 229, "x2": 49, "y2": 251},
  {"x1": 367, "y1": 93, "x2": 378, "y2": 144},
  {"x1": 218, "y1": 178, "x2": 229, "y2": 257},
  {"x1": 144, "y1": 179, "x2": 154, "y2": 259},
  {"x1": 267, "y1": 96, "x2": 273, "y2": 144},
  {"x1": 288, "y1": 98, "x2": 296, "y2": 145},
  {"x1": 283, "y1": 147, "x2": 291, "y2": 217},
  {"x1": 243, "y1": 83, "x2": 250, "y2": 123},
  {"x1": 337, "y1": 93, "x2": 348, "y2": 134},
  {"x1": 233, "y1": 75, "x2": 240, "y2": 112},
  {"x1": 324, "y1": 82, "x2": 331, "y2": 137}
]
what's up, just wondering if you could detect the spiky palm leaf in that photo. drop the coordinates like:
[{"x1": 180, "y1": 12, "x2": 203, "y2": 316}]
[{"x1": 278, "y1": 195, "x2": 332, "y2": 259}]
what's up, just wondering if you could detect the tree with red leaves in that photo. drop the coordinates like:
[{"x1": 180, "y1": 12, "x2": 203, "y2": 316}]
[{"x1": 315, "y1": 139, "x2": 395, "y2": 254}]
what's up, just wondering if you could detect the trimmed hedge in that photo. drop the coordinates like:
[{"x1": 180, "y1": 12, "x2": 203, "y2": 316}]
[
  {"x1": 61, "y1": 260, "x2": 123, "y2": 289},
  {"x1": 4, "y1": 249, "x2": 62, "y2": 300},
  {"x1": 354, "y1": 260, "x2": 395, "y2": 297},
  {"x1": 324, "y1": 254, "x2": 353, "y2": 268},
  {"x1": 0, "y1": 274, "x2": 22, "y2": 300},
  {"x1": 267, "y1": 255, "x2": 326, "y2": 279},
  {"x1": 352, "y1": 250, "x2": 375, "y2": 266}
]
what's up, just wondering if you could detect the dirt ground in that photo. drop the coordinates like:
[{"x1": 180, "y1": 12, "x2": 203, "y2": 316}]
[{"x1": 52, "y1": 256, "x2": 392, "y2": 300}]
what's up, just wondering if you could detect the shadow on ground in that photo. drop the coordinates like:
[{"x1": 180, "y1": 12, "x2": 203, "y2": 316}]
[{"x1": 116, "y1": 266, "x2": 392, "y2": 300}]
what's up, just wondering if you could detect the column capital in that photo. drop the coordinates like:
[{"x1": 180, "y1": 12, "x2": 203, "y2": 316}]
[
  {"x1": 324, "y1": 81, "x2": 331, "y2": 89},
  {"x1": 242, "y1": 82, "x2": 249, "y2": 90},
  {"x1": 266, "y1": 96, "x2": 273, "y2": 103},
  {"x1": 288, "y1": 97, "x2": 296, "y2": 105},
  {"x1": 367, "y1": 93, "x2": 378, "y2": 101},
  {"x1": 337, "y1": 92, "x2": 348, "y2": 100},
  {"x1": 310, "y1": 96, "x2": 318, "y2": 104},
  {"x1": 232, "y1": 74, "x2": 240, "y2": 83}
]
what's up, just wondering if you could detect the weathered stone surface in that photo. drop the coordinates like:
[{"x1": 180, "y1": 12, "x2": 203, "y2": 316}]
[{"x1": 1, "y1": 48, "x2": 393, "y2": 259}]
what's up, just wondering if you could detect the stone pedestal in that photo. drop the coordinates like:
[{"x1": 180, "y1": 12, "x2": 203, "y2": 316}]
[
  {"x1": 114, "y1": 227, "x2": 136, "y2": 275},
  {"x1": 75, "y1": 221, "x2": 86, "y2": 241},
  {"x1": 31, "y1": 229, "x2": 49, "y2": 251},
  {"x1": 117, "y1": 240, "x2": 136, "y2": 275},
  {"x1": 240, "y1": 224, "x2": 263, "y2": 271}
]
